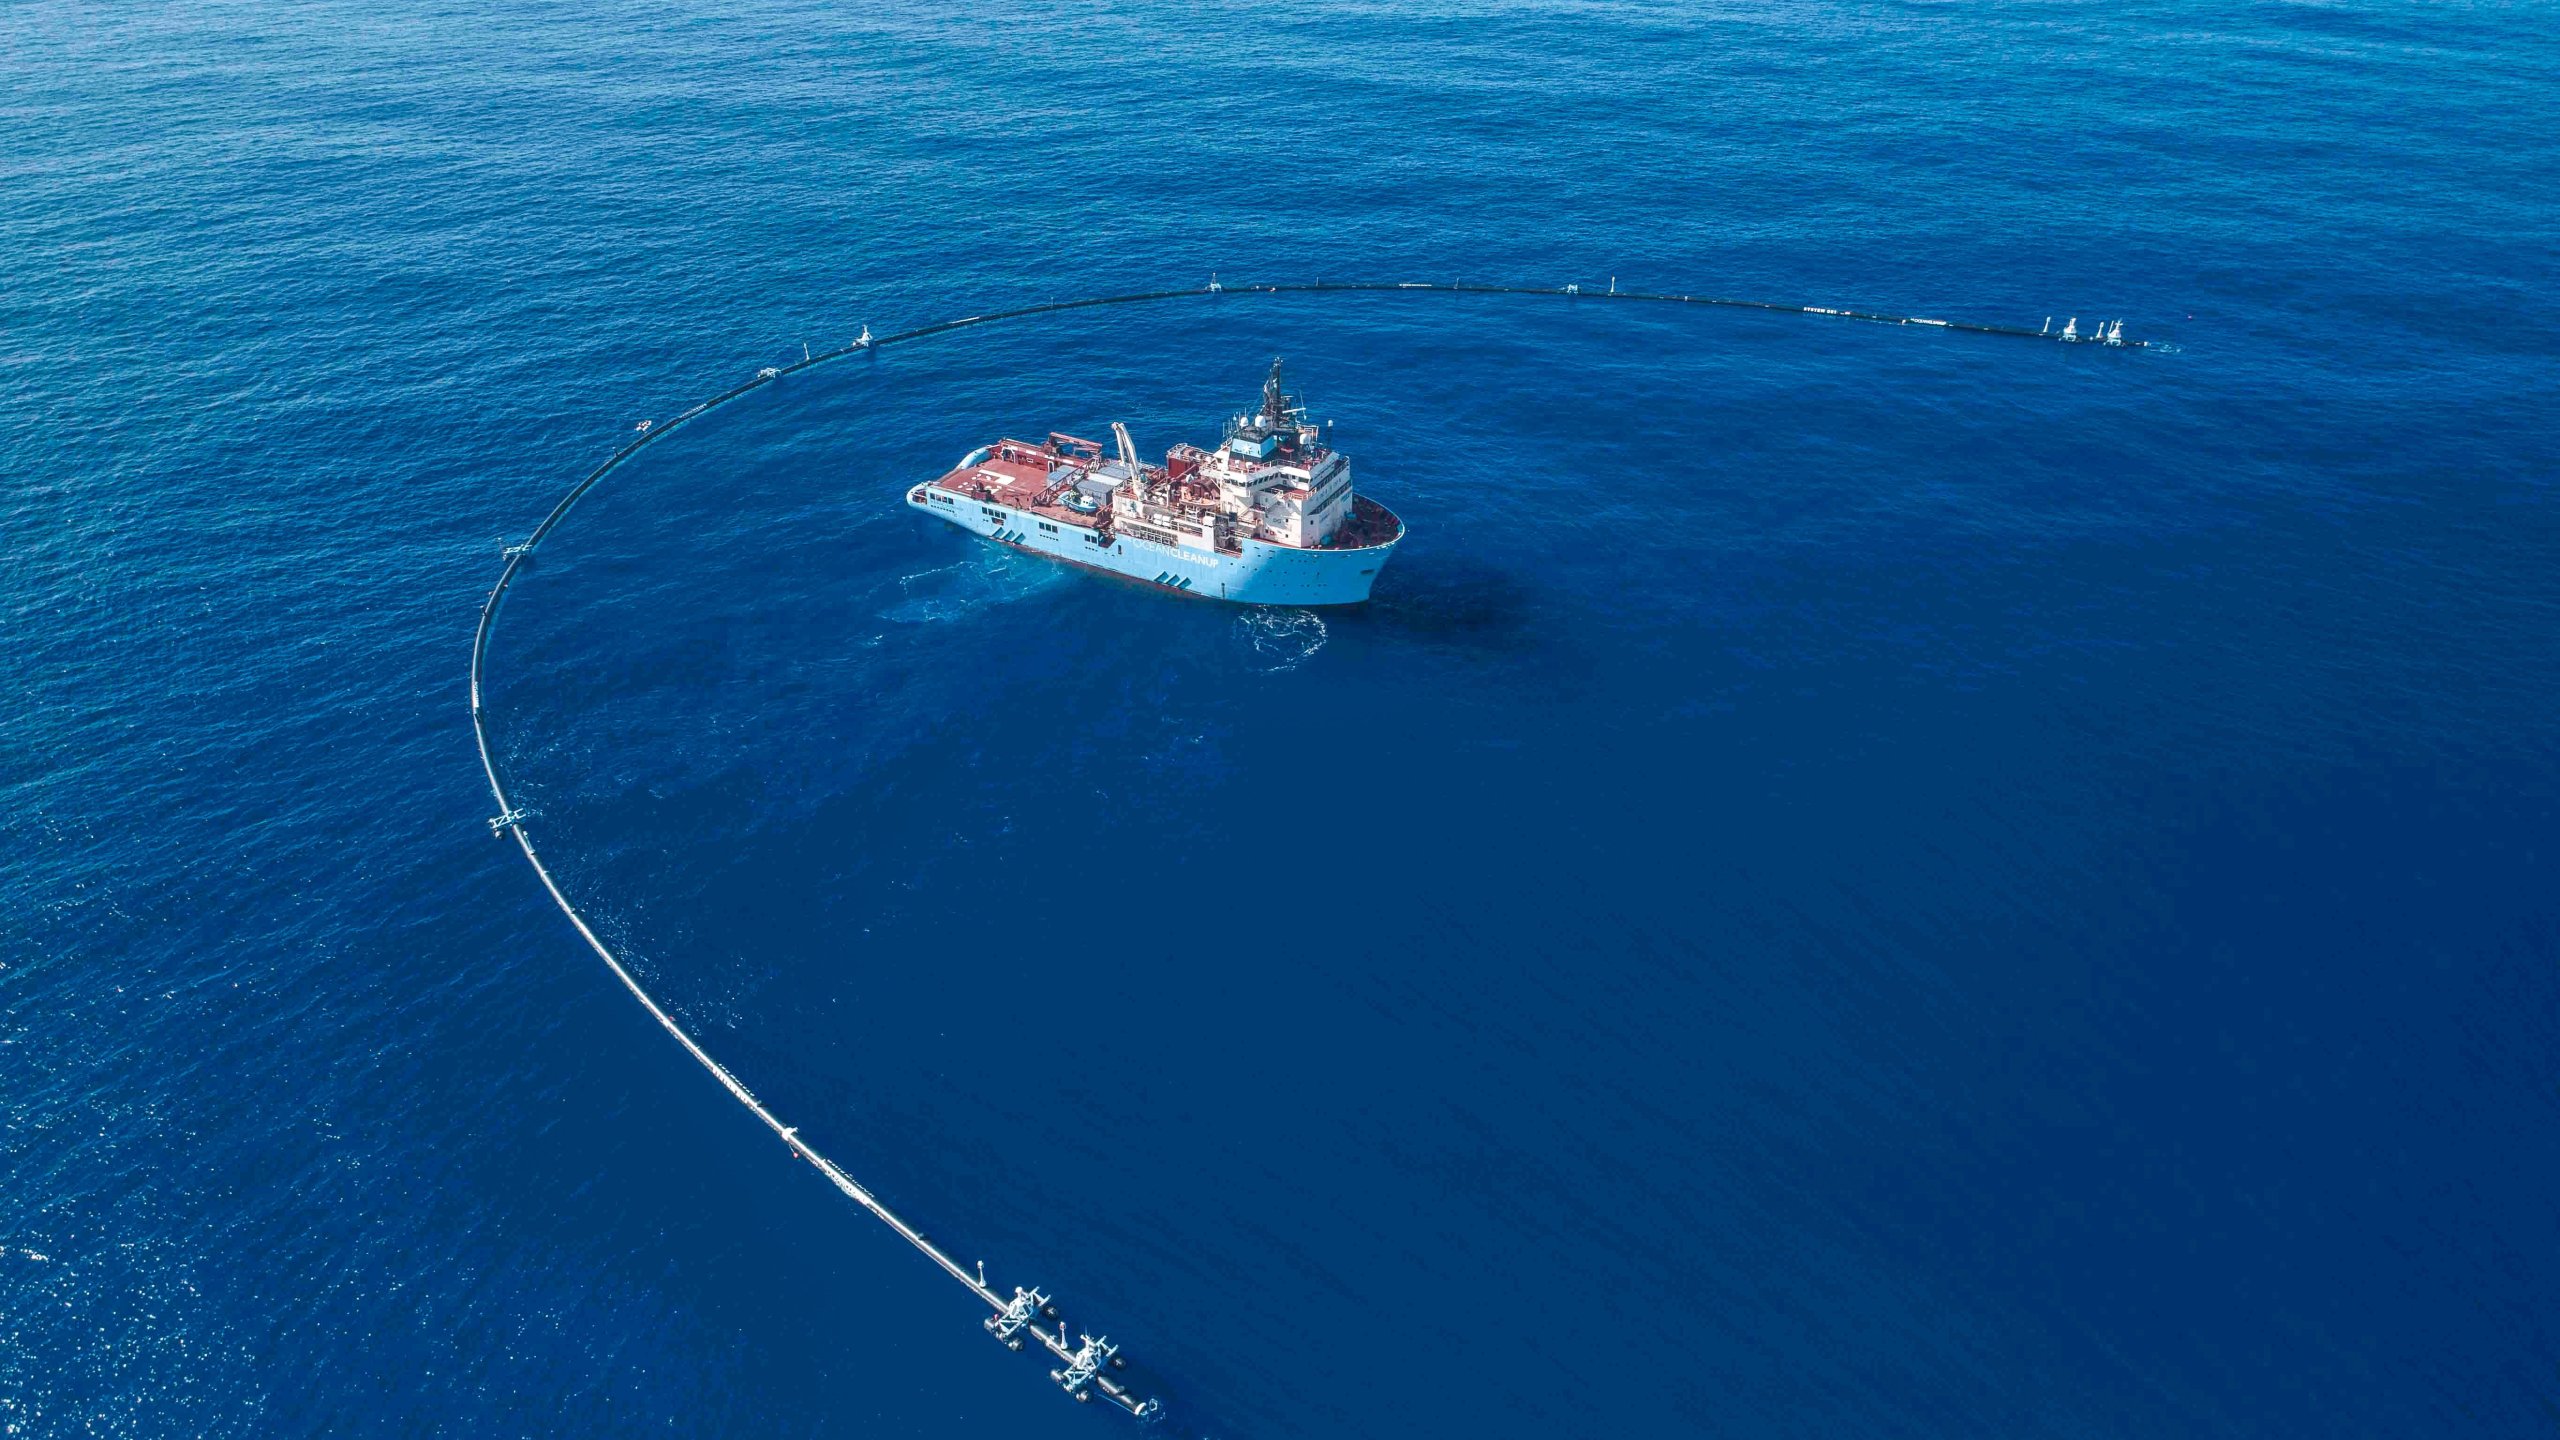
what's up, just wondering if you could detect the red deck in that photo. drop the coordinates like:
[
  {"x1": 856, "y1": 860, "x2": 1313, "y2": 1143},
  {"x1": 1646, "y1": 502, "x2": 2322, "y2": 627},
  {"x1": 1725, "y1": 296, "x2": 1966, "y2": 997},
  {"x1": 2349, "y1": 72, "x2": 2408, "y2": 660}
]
[
  {"x1": 1331, "y1": 494, "x2": 1403, "y2": 550},
  {"x1": 928, "y1": 438, "x2": 1110, "y2": 531}
]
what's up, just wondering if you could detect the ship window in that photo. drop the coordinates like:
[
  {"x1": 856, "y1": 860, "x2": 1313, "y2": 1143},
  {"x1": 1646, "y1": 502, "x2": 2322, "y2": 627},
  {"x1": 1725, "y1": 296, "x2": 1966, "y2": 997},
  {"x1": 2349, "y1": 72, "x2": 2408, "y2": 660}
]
[
  {"x1": 932, "y1": 493, "x2": 954, "y2": 505},
  {"x1": 981, "y1": 507, "x2": 1005, "y2": 521},
  {"x1": 1037, "y1": 521, "x2": 1059, "y2": 534}
]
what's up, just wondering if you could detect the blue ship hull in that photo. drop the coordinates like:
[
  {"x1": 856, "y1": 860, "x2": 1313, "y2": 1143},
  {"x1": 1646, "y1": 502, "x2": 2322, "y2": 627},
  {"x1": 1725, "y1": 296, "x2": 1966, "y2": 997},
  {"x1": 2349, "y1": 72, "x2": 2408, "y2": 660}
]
[{"x1": 907, "y1": 485, "x2": 1401, "y2": 605}]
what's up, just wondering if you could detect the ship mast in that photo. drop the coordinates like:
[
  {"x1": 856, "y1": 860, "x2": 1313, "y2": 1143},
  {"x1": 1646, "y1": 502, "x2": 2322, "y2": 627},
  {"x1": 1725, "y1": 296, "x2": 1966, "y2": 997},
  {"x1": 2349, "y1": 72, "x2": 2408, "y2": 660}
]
[{"x1": 1261, "y1": 356, "x2": 1288, "y2": 427}]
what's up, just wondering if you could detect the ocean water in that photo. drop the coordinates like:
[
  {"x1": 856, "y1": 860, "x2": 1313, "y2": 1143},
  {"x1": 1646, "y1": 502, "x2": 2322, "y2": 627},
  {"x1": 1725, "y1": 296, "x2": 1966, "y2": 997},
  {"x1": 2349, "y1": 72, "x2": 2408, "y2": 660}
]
[{"x1": 6, "y1": 2, "x2": 2557, "y2": 1435}]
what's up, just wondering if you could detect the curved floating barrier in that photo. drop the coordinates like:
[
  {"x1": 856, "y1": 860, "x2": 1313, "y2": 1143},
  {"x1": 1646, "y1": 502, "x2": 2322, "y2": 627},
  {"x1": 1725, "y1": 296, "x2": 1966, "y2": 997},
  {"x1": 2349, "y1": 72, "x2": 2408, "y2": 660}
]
[{"x1": 467, "y1": 275, "x2": 2154, "y2": 1426}]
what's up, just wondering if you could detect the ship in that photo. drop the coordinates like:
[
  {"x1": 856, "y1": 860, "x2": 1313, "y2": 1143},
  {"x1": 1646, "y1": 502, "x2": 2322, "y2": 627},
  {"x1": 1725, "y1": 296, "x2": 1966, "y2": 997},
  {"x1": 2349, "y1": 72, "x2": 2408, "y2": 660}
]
[{"x1": 906, "y1": 359, "x2": 1403, "y2": 605}]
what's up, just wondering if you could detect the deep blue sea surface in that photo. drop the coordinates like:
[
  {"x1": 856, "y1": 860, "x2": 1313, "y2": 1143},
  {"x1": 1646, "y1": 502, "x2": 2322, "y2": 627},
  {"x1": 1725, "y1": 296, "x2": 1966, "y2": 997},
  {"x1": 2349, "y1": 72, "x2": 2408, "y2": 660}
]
[{"x1": 7, "y1": 3, "x2": 2558, "y2": 1435}]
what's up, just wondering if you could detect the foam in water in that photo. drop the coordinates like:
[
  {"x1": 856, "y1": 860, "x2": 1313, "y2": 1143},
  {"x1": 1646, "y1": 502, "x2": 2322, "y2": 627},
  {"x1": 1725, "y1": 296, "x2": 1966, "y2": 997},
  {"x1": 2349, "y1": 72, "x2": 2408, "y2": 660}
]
[{"x1": 1235, "y1": 608, "x2": 1328, "y2": 673}]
